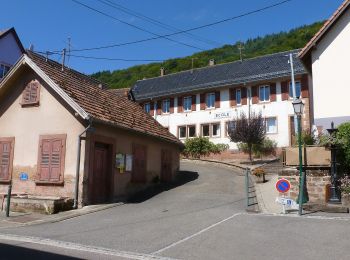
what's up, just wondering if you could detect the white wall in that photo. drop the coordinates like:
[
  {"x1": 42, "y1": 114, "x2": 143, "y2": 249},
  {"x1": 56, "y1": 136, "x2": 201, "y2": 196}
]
[
  {"x1": 311, "y1": 9, "x2": 350, "y2": 128},
  {"x1": 153, "y1": 82, "x2": 296, "y2": 149}
]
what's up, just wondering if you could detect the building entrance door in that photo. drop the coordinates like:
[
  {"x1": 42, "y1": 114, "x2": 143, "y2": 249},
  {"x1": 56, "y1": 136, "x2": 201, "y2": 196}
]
[
  {"x1": 89, "y1": 142, "x2": 112, "y2": 204},
  {"x1": 161, "y1": 149, "x2": 172, "y2": 182}
]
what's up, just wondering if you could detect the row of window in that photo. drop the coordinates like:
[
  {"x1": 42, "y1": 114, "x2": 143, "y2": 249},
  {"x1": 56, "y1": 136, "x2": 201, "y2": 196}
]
[
  {"x1": 177, "y1": 117, "x2": 278, "y2": 139},
  {"x1": 0, "y1": 135, "x2": 66, "y2": 183},
  {"x1": 144, "y1": 81, "x2": 302, "y2": 114}
]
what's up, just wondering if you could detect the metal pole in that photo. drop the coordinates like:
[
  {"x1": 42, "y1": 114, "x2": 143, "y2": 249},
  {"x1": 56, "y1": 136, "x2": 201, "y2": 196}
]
[
  {"x1": 73, "y1": 135, "x2": 82, "y2": 209},
  {"x1": 298, "y1": 115, "x2": 305, "y2": 216},
  {"x1": 289, "y1": 53, "x2": 298, "y2": 136},
  {"x1": 6, "y1": 183, "x2": 12, "y2": 217},
  {"x1": 245, "y1": 168, "x2": 249, "y2": 208}
]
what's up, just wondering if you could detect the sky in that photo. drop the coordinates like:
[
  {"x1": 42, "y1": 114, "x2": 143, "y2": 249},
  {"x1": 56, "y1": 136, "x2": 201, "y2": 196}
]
[{"x1": 1, "y1": 0, "x2": 345, "y2": 74}]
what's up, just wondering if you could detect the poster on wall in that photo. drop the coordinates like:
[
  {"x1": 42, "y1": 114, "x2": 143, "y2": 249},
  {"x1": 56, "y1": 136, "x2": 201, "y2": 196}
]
[
  {"x1": 126, "y1": 154, "x2": 133, "y2": 172},
  {"x1": 116, "y1": 153, "x2": 125, "y2": 172}
]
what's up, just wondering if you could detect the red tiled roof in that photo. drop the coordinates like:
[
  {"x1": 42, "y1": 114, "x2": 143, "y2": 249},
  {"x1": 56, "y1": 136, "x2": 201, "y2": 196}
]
[
  {"x1": 299, "y1": 0, "x2": 350, "y2": 59},
  {"x1": 26, "y1": 51, "x2": 182, "y2": 146},
  {"x1": 106, "y1": 88, "x2": 130, "y2": 98}
]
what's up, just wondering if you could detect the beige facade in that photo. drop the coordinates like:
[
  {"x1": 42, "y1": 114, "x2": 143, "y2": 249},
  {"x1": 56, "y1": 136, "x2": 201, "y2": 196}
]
[{"x1": 0, "y1": 66, "x2": 181, "y2": 207}]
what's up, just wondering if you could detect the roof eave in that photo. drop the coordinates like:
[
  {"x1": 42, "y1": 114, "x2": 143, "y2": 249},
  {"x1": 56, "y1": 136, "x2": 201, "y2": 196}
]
[
  {"x1": 91, "y1": 117, "x2": 184, "y2": 149},
  {"x1": 0, "y1": 54, "x2": 90, "y2": 121},
  {"x1": 299, "y1": 0, "x2": 350, "y2": 60}
]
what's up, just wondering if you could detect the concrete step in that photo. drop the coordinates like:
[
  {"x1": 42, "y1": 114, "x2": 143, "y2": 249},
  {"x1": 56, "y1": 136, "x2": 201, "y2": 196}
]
[{"x1": 303, "y1": 202, "x2": 349, "y2": 213}]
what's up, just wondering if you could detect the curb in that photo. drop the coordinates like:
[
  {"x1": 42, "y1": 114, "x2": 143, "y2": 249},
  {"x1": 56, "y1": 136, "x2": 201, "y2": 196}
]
[{"x1": 1, "y1": 202, "x2": 123, "y2": 228}]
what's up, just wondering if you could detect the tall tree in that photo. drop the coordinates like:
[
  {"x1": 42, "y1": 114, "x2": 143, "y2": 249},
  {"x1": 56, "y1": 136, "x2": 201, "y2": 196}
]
[{"x1": 228, "y1": 111, "x2": 266, "y2": 162}]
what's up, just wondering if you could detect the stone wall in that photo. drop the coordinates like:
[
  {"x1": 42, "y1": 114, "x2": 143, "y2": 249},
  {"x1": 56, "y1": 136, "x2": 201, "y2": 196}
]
[{"x1": 279, "y1": 168, "x2": 331, "y2": 203}]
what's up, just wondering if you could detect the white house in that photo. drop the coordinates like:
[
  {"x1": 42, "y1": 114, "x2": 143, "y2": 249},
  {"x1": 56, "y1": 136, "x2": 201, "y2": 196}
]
[
  {"x1": 131, "y1": 50, "x2": 312, "y2": 149},
  {"x1": 0, "y1": 27, "x2": 24, "y2": 79},
  {"x1": 299, "y1": 0, "x2": 350, "y2": 129}
]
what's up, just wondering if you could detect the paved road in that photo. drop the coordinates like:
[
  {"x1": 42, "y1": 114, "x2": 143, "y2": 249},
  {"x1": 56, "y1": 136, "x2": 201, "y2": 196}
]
[{"x1": 0, "y1": 161, "x2": 350, "y2": 259}]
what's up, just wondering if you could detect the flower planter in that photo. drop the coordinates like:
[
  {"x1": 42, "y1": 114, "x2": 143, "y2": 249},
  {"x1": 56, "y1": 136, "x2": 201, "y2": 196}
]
[
  {"x1": 254, "y1": 173, "x2": 265, "y2": 183},
  {"x1": 341, "y1": 194, "x2": 350, "y2": 208}
]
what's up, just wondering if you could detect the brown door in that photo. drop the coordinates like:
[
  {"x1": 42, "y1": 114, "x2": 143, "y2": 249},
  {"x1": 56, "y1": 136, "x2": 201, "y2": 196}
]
[
  {"x1": 132, "y1": 144, "x2": 147, "y2": 183},
  {"x1": 290, "y1": 116, "x2": 296, "y2": 146},
  {"x1": 161, "y1": 149, "x2": 172, "y2": 182},
  {"x1": 89, "y1": 142, "x2": 111, "y2": 204}
]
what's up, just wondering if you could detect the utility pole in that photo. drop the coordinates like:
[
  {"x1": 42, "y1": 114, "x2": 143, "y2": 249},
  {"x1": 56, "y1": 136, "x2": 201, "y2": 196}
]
[
  {"x1": 67, "y1": 37, "x2": 71, "y2": 67},
  {"x1": 191, "y1": 57, "x2": 198, "y2": 73},
  {"x1": 289, "y1": 53, "x2": 298, "y2": 134},
  {"x1": 238, "y1": 42, "x2": 245, "y2": 62},
  {"x1": 62, "y1": 48, "x2": 66, "y2": 71}
]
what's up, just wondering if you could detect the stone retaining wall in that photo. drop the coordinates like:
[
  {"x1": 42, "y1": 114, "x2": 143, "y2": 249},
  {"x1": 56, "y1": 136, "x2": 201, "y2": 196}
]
[{"x1": 279, "y1": 168, "x2": 331, "y2": 203}]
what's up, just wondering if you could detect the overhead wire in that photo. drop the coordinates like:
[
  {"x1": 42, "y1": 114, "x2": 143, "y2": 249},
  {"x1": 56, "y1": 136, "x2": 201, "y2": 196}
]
[
  {"x1": 97, "y1": 0, "x2": 222, "y2": 47},
  {"x1": 56, "y1": 0, "x2": 292, "y2": 53},
  {"x1": 71, "y1": 0, "x2": 205, "y2": 51}
]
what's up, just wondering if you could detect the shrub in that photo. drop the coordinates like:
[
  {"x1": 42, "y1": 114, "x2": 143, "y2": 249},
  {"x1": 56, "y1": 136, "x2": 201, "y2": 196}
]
[
  {"x1": 340, "y1": 175, "x2": 350, "y2": 195},
  {"x1": 237, "y1": 138, "x2": 277, "y2": 158},
  {"x1": 294, "y1": 130, "x2": 316, "y2": 146},
  {"x1": 182, "y1": 137, "x2": 228, "y2": 158},
  {"x1": 336, "y1": 122, "x2": 350, "y2": 171}
]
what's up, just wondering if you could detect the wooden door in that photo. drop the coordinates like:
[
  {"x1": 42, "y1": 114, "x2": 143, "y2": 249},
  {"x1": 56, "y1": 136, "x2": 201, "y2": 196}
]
[
  {"x1": 90, "y1": 143, "x2": 111, "y2": 204},
  {"x1": 161, "y1": 149, "x2": 172, "y2": 182},
  {"x1": 290, "y1": 116, "x2": 296, "y2": 146},
  {"x1": 132, "y1": 145, "x2": 147, "y2": 183}
]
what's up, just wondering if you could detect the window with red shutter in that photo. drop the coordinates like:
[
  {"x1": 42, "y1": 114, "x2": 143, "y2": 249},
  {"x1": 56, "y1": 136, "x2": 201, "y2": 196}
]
[
  {"x1": 37, "y1": 135, "x2": 66, "y2": 184},
  {"x1": 241, "y1": 87, "x2": 247, "y2": 105},
  {"x1": 215, "y1": 91, "x2": 220, "y2": 108},
  {"x1": 230, "y1": 88, "x2": 237, "y2": 107},
  {"x1": 0, "y1": 138, "x2": 14, "y2": 182},
  {"x1": 21, "y1": 80, "x2": 40, "y2": 107},
  {"x1": 270, "y1": 83, "x2": 277, "y2": 102}
]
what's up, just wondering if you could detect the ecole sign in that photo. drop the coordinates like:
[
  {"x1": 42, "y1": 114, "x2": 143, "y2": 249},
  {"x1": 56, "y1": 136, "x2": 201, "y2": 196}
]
[{"x1": 214, "y1": 111, "x2": 232, "y2": 119}]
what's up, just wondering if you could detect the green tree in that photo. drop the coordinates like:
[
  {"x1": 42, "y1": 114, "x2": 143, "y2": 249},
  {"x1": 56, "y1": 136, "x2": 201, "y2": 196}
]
[{"x1": 228, "y1": 112, "x2": 266, "y2": 162}]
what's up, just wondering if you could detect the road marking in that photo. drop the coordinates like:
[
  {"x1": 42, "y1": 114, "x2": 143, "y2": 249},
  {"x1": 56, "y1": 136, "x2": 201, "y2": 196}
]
[
  {"x1": 152, "y1": 212, "x2": 244, "y2": 255},
  {"x1": 0, "y1": 234, "x2": 176, "y2": 260},
  {"x1": 249, "y1": 212, "x2": 350, "y2": 221}
]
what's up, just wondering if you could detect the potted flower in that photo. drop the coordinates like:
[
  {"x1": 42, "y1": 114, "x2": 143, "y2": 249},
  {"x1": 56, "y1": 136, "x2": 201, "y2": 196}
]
[
  {"x1": 340, "y1": 175, "x2": 350, "y2": 207},
  {"x1": 252, "y1": 168, "x2": 266, "y2": 183}
]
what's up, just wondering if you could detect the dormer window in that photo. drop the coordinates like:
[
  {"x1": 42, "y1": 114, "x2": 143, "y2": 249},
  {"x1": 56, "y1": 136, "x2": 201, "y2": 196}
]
[
  {"x1": 21, "y1": 80, "x2": 40, "y2": 107},
  {"x1": 0, "y1": 64, "x2": 10, "y2": 79}
]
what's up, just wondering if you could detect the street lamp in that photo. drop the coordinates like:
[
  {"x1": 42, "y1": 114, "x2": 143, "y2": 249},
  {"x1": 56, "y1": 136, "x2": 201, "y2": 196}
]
[{"x1": 292, "y1": 99, "x2": 308, "y2": 215}]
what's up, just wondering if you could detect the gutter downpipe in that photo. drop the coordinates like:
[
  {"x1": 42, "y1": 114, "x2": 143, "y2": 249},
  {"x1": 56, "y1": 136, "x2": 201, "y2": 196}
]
[{"x1": 73, "y1": 120, "x2": 93, "y2": 209}]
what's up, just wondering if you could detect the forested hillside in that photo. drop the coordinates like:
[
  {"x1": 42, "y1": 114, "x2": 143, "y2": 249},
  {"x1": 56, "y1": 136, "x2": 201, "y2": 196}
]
[{"x1": 91, "y1": 21, "x2": 323, "y2": 89}]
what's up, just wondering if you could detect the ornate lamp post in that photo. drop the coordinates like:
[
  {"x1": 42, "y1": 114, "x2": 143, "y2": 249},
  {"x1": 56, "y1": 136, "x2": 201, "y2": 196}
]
[
  {"x1": 292, "y1": 99, "x2": 308, "y2": 215},
  {"x1": 327, "y1": 122, "x2": 341, "y2": 203}
]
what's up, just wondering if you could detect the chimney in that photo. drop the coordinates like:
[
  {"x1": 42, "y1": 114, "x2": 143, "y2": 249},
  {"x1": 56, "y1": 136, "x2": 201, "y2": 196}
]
[
  {"x1": 209, "y1": 59, "x2": 215, "y2": 66},
  {"x1": 98, "y1": 83, "x2": 103, "y2": 89},
  {"x1": 29, "y1": 44, "x2": 34, "y2": 51},
  {"x1": 160, "y1": 67, "x2": 165, "y2": 76}
]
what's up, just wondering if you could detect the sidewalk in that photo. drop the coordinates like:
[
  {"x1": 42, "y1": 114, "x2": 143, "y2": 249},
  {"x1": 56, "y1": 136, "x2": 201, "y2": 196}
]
[
  {"x1": 255, "y1": 174, "x2": 283, "y2": 214},
  {"x1": 0, "y1": 203, "x2": 122, "y2": 229}
]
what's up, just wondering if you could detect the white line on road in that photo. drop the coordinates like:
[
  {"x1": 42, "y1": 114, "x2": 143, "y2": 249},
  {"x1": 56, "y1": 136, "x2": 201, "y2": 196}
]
[
  {"x1": 152, "y1": 212, "x2": 245, "y2": 255},
  {"x1": 0, "y1": 233, "x2": 176, "y2": 260}
]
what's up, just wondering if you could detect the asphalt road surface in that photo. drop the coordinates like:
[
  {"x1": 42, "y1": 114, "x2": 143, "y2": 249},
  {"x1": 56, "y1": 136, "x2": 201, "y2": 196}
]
[{"x1": 0, "y1": 161, "x2": 349, "y2": 260}]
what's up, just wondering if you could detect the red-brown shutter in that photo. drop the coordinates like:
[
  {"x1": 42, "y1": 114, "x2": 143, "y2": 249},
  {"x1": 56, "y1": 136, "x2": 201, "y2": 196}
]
[
  {"x1": 177, "y1": 97, "x2": 183, "y2": 113},
  {"x1": 149, "y1": 102, "x2": 154, "y2": 116},
  {"x1": 252, "y1": 86, "x2": 259, "y2": 104},
  {"x1": 157, "y1": 101, "x2": 162, "y2": 115},
  {"x1": 50, "y1": 139, "x2": 63, "y2": 181},
  {"x1": 215, "y1": 91, "x2": 220, "y2": 108},
  {"x1": 270, "y1": 83, "x2": 277, "y2": 102},
  {"x1": 170, "y1": 98, "x2": 174, "y2": 113},
  {"x1": 200, "y1": 93, "x2": 206, "y2": 110},
  {"x1": 281, "y1": 81, "x2": 289, "y2": 101},
  {"x1": 230, "y1": 88, "x2": 236, "y2": 107},
  {"x1": 301, "y1": 74, "x2": 309, "y2": 98},
  {"x1": 22, "y1": 80, "x2": 40, "y2": 105},
  {"x1": 0, "y1": 142, "x2": 11, "y2": 180},
  {"x1": 241, "y1": 87, "x2": 247, "y2": 105},
  {"x1": 38, "y1": 136, "x2": 65, "y2": 182},
  {"x1": 39, "y1": 140, "x2": 51, "y2": 181},
  {"x1": 191, "y1": 95, "x2": 196, "y2": 111}
]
